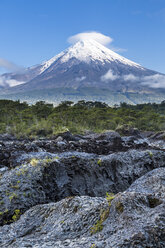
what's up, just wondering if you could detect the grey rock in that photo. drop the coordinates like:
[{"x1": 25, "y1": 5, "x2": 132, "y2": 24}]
[
  {"x1": 0, "y1": 134, "x2": 16, "y2": 141},
  {"x1": 0, "y1": 166, "x2": 8, "y2": 173},
  {"x1": 55, "y1": 136, "x2": 64, "y2": 142},
  {"x1": 56, "y1": 141, "x2": 67, "y2": 148},
  {"x1": 1, "y1": 130, "x2": 163, "y2": 170},
  {"x1": 0, "y1": 132, "x2": 165, "y2": 247},
  {"x1": 116, "y1": 124, "x2": 141, "y2": 137},
  {"x1": 0, "y1": 149, "x2": 165, "y2": 226},
  {"x1": 0, "y1": 168, "x2": 164, "y2": 247}
]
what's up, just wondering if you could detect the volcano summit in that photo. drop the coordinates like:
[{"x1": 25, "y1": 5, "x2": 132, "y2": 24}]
[{"x1": 0, "y1": 37, "x2": 165, "y2": 105}]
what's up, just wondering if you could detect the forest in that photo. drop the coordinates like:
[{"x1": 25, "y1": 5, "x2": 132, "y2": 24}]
[{"x1": 0, "y1": 99, "x2": 165, "y2": 138}]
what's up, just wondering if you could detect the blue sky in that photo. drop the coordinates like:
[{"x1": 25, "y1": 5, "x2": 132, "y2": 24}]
[{"x1": 0, "y1": 0, "x2": 165, "y2": 73}]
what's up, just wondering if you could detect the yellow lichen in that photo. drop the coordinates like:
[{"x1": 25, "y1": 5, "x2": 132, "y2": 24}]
[
  {"x1": 30, "y1": 158, "x2": 39, "y2": 166},
  {"x1": 9, "y1": 192, "x2": 18, "y2": 202},
  {"x1": 90, "y1": 208, "x2": 109, "y2": 235},
  {"x1": 97, "y1": 159, "x2": 102, "y2": 166},
  {"x1": 12, "y1": 209, "x2": 20, "y2": 222},
  {"x1": 106, "y1": 192, "x2": 115, "y2": 206}
]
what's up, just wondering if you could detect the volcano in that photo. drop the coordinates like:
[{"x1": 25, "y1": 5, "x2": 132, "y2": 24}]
[{"x1": 0, "y1": 39, "x2": 165, "y2": 105}]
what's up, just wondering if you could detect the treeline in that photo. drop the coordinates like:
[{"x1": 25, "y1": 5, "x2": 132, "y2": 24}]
[{"x1": 0, "y1": 99, "x2": 165, "y2": 137}]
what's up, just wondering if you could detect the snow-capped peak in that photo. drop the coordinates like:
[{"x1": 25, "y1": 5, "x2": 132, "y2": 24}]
[
  {"x1": 61, "y1": 39, "x2": 141, "y2": 66},
  {"x1": 39, "y1": 39, "x2": 141, "y2": 74}
]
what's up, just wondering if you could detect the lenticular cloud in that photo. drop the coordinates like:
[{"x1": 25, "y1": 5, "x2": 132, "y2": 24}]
[{"x1": 68, "y1": 31, "x2": 113, "y2": 46}]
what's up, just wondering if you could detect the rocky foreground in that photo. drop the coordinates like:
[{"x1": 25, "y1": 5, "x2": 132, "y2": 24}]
[{"x1": 0, "y1": 130, "x2": 165, "y2": 247}]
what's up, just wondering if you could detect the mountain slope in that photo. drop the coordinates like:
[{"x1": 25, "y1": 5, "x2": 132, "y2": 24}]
[
  {"x1": 0, "y1": 39, "x2": 165, "y2": 104},
  {"x1": 0, "y1": 65, "x2": 42, "y2": 88}
]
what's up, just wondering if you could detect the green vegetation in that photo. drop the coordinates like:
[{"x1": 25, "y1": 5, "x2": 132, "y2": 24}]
[
  {"x1": 97, "y1": 159, "x2": 102, "y2": 166},
  {"x1": 16, "y1": 167, "x2": 28, "y2": 176},
  {"x1": 29, "y1": 157, "x2": 54, "y2": 168},
  {"x1": 147, "y1": 151, "x2": 153, "y2": 159},
  {"x1": 90, "y1": 244, "x2": 96, "y2": 248},
  {"x1": 9, "y1": 192, "x2": 18, "y2": 202},
  {"x1": 11, "y1": 184, "x2": 20, "y2": 190},
  {"x1": 0, "y1": 99, "x2": 165, "y2": 137},
  {"x1": 30, "y1": 158, "x2": 39, "y2": 166},
  {"x1": 106, "y1": 192, "x2": 115, "y2": 206},
  {"x1": 0, "y1": 208, "x2": 21, "y2": 225},
  {"x1": 90, "y1": 208, "x2": 110, "y2": 235},
  {"x1": 12, "y1": 209, "x2": 21, "y2": 222}
]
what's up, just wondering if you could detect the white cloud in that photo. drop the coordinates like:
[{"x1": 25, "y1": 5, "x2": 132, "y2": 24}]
[
  {"x1": 0, "y1": 58, "x2": 22, "y2": 72},
  {"x1": 68, "y1": 31, "x2": 113, "y2": 46},
  {"x1": 100, "y1": 71, "x2": 165, "y2": 88},
  {"x1": 75, "y1": 76, "x2": 86, "y2": 82},
  {"x1": 123, "y1": 74, "x2": 139, "y2": 82},
  {"x1": 101, "y1": 69, "x2": 165, "y2": 89},
  {"x1": 6, "y1": 79, "x2": 25, "y2": 87},
  {"x1": 101, "y1": 71, "x2": 140, "y2": 82},
  {"x1": 141, "y1": 74, "x2": 165, "y2": 88},
  {"x1": 68, "y1": 31, "x2": 126, "y2": 53},
  {"x1": 0, "y1": 76, "x2": 25, "y2": 87},
  {"x1": 101, "y1": 69, "x2": 119, "y2": 82}
]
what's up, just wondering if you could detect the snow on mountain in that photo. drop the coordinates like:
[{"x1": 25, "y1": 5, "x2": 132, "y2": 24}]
[
  {"x1": 21, "y1": 38, "x2": 155, "y2": 90},
  {"x1": 0, "y1": 39, "x2": 154, "y2": 89},
  {"x1": 39, "y1": 39, "x2": 142, "y2": 71},
  {"x1": 0, "y1": 38, "x2": 165, "y2": 105},
  {"x1": 59, "y1": 39, "x2": 141, "y2": 67}
]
